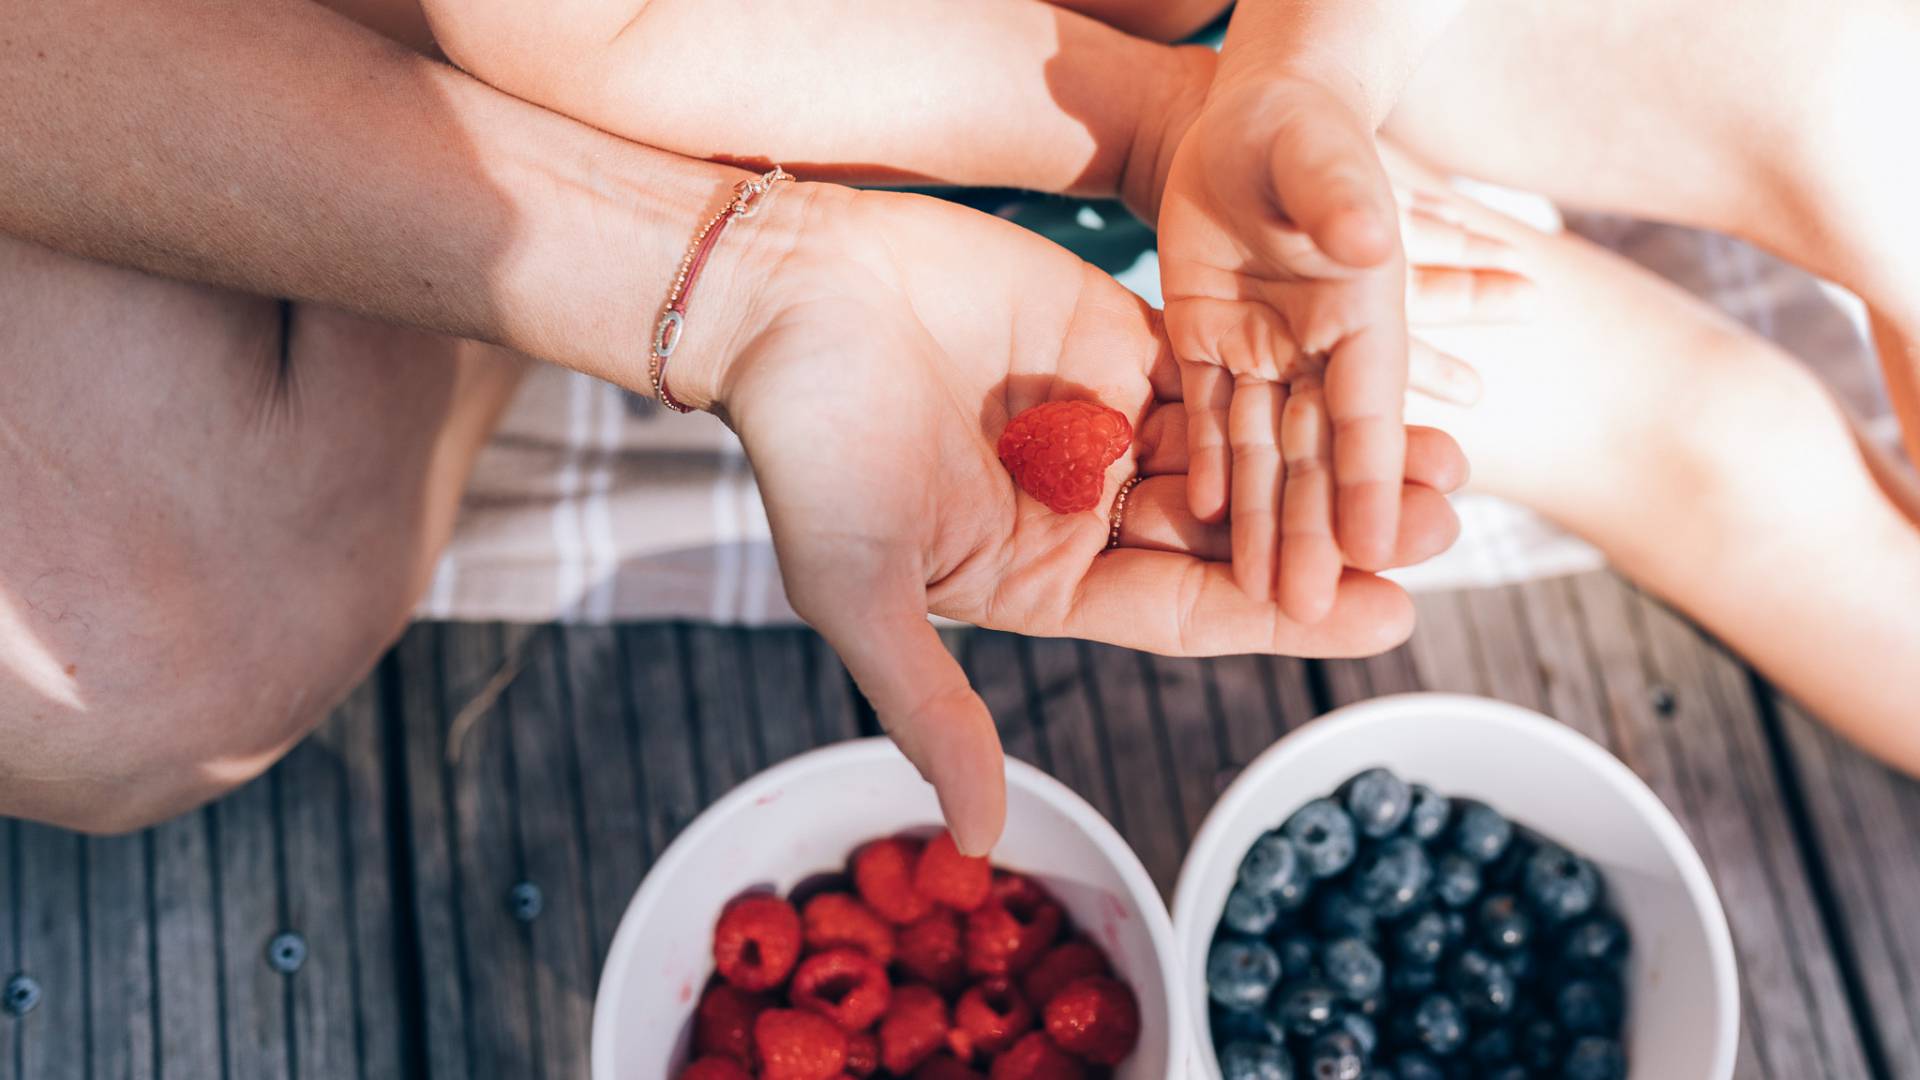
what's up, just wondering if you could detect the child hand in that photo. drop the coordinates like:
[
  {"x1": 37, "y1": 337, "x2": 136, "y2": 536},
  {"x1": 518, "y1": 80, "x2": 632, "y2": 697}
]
[{"x1": 1159, "y1": 75, "x2": 1526, "y2": 621}]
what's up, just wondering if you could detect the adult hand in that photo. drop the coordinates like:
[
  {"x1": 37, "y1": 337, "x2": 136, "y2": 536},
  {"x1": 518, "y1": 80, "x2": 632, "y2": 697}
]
[{"x1": 669, "y1": 184, "x2": 1469, "y2": 853}]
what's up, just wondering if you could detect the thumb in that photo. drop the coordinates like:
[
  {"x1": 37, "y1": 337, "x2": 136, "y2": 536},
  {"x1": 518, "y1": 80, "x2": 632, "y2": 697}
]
[
  {"x1": 1265, "y1": 100, "x2": 1399, "y2": 270},
  {"x1": 814, "y1": 593, "x2": 1007, "y2": 856}
]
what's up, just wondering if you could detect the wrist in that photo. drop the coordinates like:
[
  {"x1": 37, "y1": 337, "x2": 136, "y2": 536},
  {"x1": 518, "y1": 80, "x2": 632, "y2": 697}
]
[{"x1": 1119, "y1": 44, "x2": 1215, "y2": 222}]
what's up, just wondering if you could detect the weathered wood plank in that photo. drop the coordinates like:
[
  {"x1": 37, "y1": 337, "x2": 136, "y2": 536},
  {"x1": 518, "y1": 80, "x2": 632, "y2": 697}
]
[
  {"x1": 1019, "y1": 637, "x2": 1120, "y2": 826},
  {"x1": 960, "y1": 630, "x2": 1051, "y2": 772},
  {"x1": 149, "y1": 810, "x2": 227, "y2": 1077},
  {"x1": 396, "y1": 625, "x2": 475, "y2": 1080},
  {"x1": 1622, "y1": 581, "x2": 1869, "y2": 1079},
  {"x1": 1139, "y1": 655, "x2": 1226, "y2": 850},
  {"x1": 0, "y1": 822, "x2": 14, "y2": 1080},
  {"x1": 1319, "y1": 645, "x2": 1420, "y2": 709},
  {"x1": 557, "y1": 625, "x2": 653, "y2": 968},
  {"x1": 212, "y1": 775, "x2": 292, "y2": 1080},
  {"x1": 501, "y1": 629, "x2": 597, "y2": 1080},
  {"x1": 802, "y1": 632, "x2": 862, "y2": 746},
  {"x1": 741, "y1": 629, "x2": 819, "y2": 769},
  {"x1": 1205, "y1": 654, "x2": 1311, "y2": 774},
  {"x1": 13, "y1": 824, "x2": 85, "y2": 1080},
  {"x1": 684, "y1": 626, "x2": 768, "y2": 796},
  {"x1": 1078, "y1": 644, "x2": 1186, "y2": 896},
  {"x1": 1775, "y1": 691, "x2": 1920, "y2": 1077},
  {"x1": 85, "y1": 831, "x2": 156, "y2": 1080},
  {"x1": 622, "y1": 624, "x2": 705, "y2": 860},
  {"x1": 1405, "y1": 590, "x2": 1481, "y2": 696}
]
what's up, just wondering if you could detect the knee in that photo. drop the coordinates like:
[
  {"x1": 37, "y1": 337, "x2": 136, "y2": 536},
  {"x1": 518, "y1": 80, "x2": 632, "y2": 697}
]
[{"x1": 1, "y1": 513, "x2": 410, "y2": 835}]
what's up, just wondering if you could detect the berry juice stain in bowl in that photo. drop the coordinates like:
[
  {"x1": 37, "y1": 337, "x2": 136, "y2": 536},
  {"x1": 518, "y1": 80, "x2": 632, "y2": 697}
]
[{"x1": 1207, "y1": 768, "x2": 1631, "y2": 1080}]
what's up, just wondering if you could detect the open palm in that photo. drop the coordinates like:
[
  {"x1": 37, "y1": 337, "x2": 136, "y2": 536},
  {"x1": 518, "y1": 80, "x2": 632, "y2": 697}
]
[{"x1": 710, "y1": 186, "x2": 1464, "y2": 852}]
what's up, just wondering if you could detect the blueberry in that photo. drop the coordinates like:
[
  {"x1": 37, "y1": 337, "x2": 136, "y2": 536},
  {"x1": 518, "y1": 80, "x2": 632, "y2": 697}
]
[
  {"x1": 1468, "y1": 1025, "x2": 1516, "y2": 1064},
  {"x1": 1389, "y1": 963, "x2": 1440, "y2": 999},
  {"x1": 1272, "y1": 980, "x2": 1342, "y2": 1038},
  {"x1": 3, "y1": 975, "x2": 42, "y2": 1018},
  {"x1": 1524, "y1": 844, "x2": 1601, "y2": 923},
  {"x1": 1431, "y1": 854, "x2": 1482, "y2": 908},
  {"x1": 1314, "y1": 886, "x2": 1379, "y2": 940},
  {"x1": 1214, "y1": 1005, "x2": 1286, "y2": 1046},
  {"x1": 1322, "y1": 937, "x2": 1385, "y2": 1001},
  {"x1": 1484, "y1": 832, "x2": 1536, "y2": 890},
  {"x1": 1242, "y1": 832, "x2": 1306, "y2": 897},
  {"x1": 1441, "y1": 911, "x2": 1469, "y2": 949},
  {"x1": 1519, "y1": 1016, "x2": 1562, "y2": 1069},
  {"x1": 1275, "y1": 932, "x2": 1320, "y2": 980},
  {"x1": 1339, "y1": 1012, "x2": 1379, "y2": 1056},
  {"x1": 1451, "y1": 948, "x2": 1516, "y2": 1018},
  {"x1": 1306, "y1": 1030, "x2": 1367, "y2": 1080},
  {"x1": 1561, "y1": 913, "x2": 1631, "y2": 972},
  {"x1": 1563, "y1": 1036, "x2": 1628, "y2": 1080},
  {"x1": 1342, "y1": 767, "x2": 1413, "y2": 838},
  {"x1": 1392, "y1": 1053, "x2": 1446, "y2": 1080},
  {"x1": 1405, "y1": 784, "x2": 1451, "y2": 843},
  {"x1": 1409, "y1": 994, "x2": 1467, "y2": 1057},
  {"x1": 1285, "y1": 799, "x2": 1360, "y2": 879},
  {"x1": 1395, "y1": 910, "x2": 1449, "y2": 967},
  {"x1": 1225, "y1": 885, "x2": 1282, "y2": 936},
  {"x1": 1351, "y1": 837, "x2": 1431, "y2": 918},
  {"x1": 1556, "y1": 978, "x2": 1623, "y2": 1036},
  {"x1": 1210, "y1": 937, "x2": 1284, "y2": 1009},
  {"x1": 1451, "y1": 803, "x2": 1513, "y2": 864},
  {"x1": 1502, "y1": 945, "x2": 1536, "y2": 986},
  {"x1": 1477, "y1": 893, "x2": 1533, "y2": 953},
  {"x1": 1220, "y1": 1040, "x2": 1295, "y2": 1080},
  {"x1": 1482, "y1": 1067, "x2": 1530, "y2": 1080}
]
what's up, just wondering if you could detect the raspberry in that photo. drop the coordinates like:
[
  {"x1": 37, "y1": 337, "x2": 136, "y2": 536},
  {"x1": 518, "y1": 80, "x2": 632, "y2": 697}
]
[
  {"x1": 678, "y1": 1057, "x2": 754, "y2": 1080},
  {"x1": 965, "y1": 874, "x2": 1064, "y2": 977},
  {"x1": 845, "y1": 1031, "x2": 879, "y2": 1078},
  {"x1": 790, "y1": 948, "x2": 892, "y2": 1033},
  {"x1": 915, "y1": 831, "x2": 992, "y2": 912},
  {"x1": 713, "y1": 894, "x2": 803, "y2": 992},
  {"x1": 996, "y1": 400, "x2": 1133, "y2": 514},
  {"x1": 914, "y1": 1054, "x2": 988, "y2": 1080},
  {"x1": 853, "y1": 838, "x2": 935, "y2": 925},
  {"x1": 755, "y1": 1009, "x2": 849, "y2": 1080},
  {"x1": 950, "y1": 979, "x2": 1034, "y2": 1060},
  {"x1": 987, "y1": 1033, "x2": 1086, "y2": 1080},
  {"x1": 1041, "y1": 977, "x2": 1140, "y2": 1066},
  {"x1": 1020, "y1": 942, "x2": 1110, "y2": 1010},
  {"x1": 694, "y1": 984, "x2": 768, "y2": 1065},
  {"x1": 895, "y1": 909, "x2": 968, "y2": 993},
  {"x1": 879, "y1": 984, "x2": 951, "y2": 1075},
  {"x1": 803, "y1": 892, "x2": 897, "y2": 966}
]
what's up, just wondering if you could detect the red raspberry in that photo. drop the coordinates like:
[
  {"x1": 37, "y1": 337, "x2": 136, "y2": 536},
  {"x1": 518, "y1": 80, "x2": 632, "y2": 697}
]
[
  {"x1": 1019, "y1": 942, "x2": 1110, "y2": 1010},
  {"x1": 878, "y1": 984, "x2": 951, "y2": 1075},
  {"x1": 713, "y1": 894, "x2": 803, "y2": 992},
  {"x1": 914, "y1": 1054, "x2": 988, "y2": 1080},
  {"x1": 803, "y1": 892, "x2": 897, "y2": 966},
  {"x1": 950, "y1": 979, "x2": 1034, "y2": 1060},
  {"x1": 965, "y1": 874, "x2": 1064, "y2": 977},
  {"x1": 853, "y1": 838, "x2": 935, "y2": 925},
  {"x1": 678, "y1": 1057, "x2": 754, "y2": 1080},
  {"x1": 915, "y1": 832, "x2": 992, "y2": 912},
  {"x1": 996, "y1": 400, "x2": 1133, "y2": 514},
  {"x1": 988, "y1": 1033, "x2": 1086, "y2": 1080},
  {"x1": 1041, "y1": 977, "x2": 1140, "y2": 1066},
  {"x1": 845, "y1": 1031, "x2": 879, "y2": 1077},
  {"x1": 755, "y1": 1009, "x2": 849, "y2": 1080},
  {"x1": 895, "y1": 909, "x2": 968, "y2": 993},
  {"x1": 790, "y1": 947, "x2": 892, "y2": 1033},
  {"x1": 694, "y1": 984, "x2": 768, "y2": 1065}
]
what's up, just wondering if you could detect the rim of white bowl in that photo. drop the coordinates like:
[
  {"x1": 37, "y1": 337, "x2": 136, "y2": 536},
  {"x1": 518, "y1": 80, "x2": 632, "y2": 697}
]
[
  {"x1": 590, "y1": 736, "x2": 1191, "y2": 1079},
  {"x1": 1169, "y1": 692, "x2": 1740, "y2": 1080}
]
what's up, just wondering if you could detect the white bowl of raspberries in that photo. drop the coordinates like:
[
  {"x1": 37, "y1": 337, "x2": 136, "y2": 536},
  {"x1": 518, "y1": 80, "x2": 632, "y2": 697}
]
[
  {"x1": 1171, "y1": 693, "x2": 1739, "y2": 1080},
  {"x1": 592, "y1": 737, "x2": 1186, "y2": 1080}
]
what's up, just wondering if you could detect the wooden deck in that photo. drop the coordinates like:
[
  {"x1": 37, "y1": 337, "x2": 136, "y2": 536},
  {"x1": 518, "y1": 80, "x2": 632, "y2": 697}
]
[{"x1": 1, "y1": 569, "x2": 1914, "y2": 1078}]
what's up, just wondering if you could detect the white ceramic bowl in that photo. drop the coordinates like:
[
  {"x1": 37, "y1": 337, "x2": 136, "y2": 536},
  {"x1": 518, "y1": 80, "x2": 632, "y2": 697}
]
[
  {"x1": 592, "y1": 737, "x2": 1188, "y2": 1079},
  {"x1": 1171, "y1": 693, "x2": 1739, "y2": 1080}
]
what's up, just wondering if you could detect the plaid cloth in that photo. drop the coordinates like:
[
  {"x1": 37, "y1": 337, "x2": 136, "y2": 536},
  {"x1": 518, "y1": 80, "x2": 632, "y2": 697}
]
[{"x1": 416, "y1": 189, "x2": 1897, "y2": 623}]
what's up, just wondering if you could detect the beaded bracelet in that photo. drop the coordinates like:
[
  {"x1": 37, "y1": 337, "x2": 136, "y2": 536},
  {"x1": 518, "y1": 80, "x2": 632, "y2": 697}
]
[{"x1": 649, "y1": 167, "x2": 794, "y2": 413}]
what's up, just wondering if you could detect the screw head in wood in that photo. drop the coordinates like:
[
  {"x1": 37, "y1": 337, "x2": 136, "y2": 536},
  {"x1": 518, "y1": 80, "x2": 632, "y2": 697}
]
[
  {"x1": 509, "y1": 881, "x2": 544, "y2": 923},
  {"x1": 267, "y1": 932, "x2": 308, "y2": 975}
]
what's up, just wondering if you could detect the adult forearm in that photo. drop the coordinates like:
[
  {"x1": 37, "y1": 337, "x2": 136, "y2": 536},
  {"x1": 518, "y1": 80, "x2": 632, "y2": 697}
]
[
  {"x1": 0, "y1": 0, "x2": 771, "y2": 388},
  {"x1": 1217, "y1": 0, "x2": 1471, "y2": 123},
  {"x1": 422, "y1": 0, "x2": 1193, "y2": 203}
]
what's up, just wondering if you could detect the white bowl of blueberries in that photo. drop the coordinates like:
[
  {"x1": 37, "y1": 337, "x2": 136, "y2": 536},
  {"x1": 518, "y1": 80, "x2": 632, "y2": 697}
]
[{"x1": 1170, "y1": 693, "x2": 1738, "y2": 1080}]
